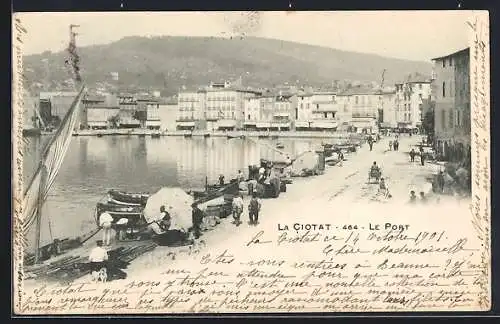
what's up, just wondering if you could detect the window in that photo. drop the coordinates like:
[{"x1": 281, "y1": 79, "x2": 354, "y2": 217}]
[
  {"x1": 448, "y1": 109, "x2": 453, "y2": 128},
  {"x1": 449, "y1": 57, "x2": 453, "y2": 67},
  {"x1": 442, "y1": 60, "x2": 445, "y2": 68},
  {"x1": 442, "y1": 81, "x2": 446, "y2": 97},
  {"x1": 324, "y1": 112, "x2": 327, "y2": 119},
  {"x1": 456, "y1": 110, "x2": 461, "y2": 126},
  {"x1": 355, "y1": 96, "x2": 359, "y2": 104},
  {"x1": 419, "y1": 84, "x2": 422, "y2": 90},
  {"x1": 441, "y1": 110, "x2": 446, "y2": 129},
  {"x1": 316, "y1": 104, "x2": 319, "y2": 110}
]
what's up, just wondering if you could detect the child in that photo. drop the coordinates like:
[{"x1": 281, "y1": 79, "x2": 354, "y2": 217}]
[
  {"x1": 232, "y1": 194, "x2": 244, "y2": 226},
  {"x1": 248, "y1": 194, "x2": 261, "y2": 225}
]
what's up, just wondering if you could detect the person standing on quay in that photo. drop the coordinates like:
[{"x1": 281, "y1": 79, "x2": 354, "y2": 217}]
[
  {"x1": 368, "y1": 135, "x2": 374, "y2": 151},
  {"x1": 232, "y1": 193, "x2": 244, "y2": 226},
  {"x1": 89, "y1": 240, "x2": 108, "y2": 276},
  {"x1": 248, "y1": 193, "x2": 261, "y2": 226},
  {"x1": 409, "y1": 149, "x2": 416, "y2": 162},
  {"x1": 420, "y1": 151, "x2": 426, "y2": 166},
  {"x1": 99, "y1": 212, "x2": 114, "y2": 246}
]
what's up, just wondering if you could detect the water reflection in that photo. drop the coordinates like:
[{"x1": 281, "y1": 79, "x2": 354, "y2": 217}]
[{"x1": 23, "y1": 136, "x2": 326, "y2": 248}]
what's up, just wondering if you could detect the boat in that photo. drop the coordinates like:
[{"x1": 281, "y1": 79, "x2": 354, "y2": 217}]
[
  {"x1": 258, "y1": 134, "x2": 269, "y2": 139},
  {"x1": 203, "y1": 133, "x2": 210, "y2": 138},
  {"x1": 108, "y1": 189, "x2": 150, "y2": 205},
  {"x1": 23, "y1": 128, "x2": 42, "y2": 137},
  {"x1": 94, "y1": 201, "x2": 147, "y2": 228},
  {"x1": 151, "y1": 132, "x2": 161, "y2": 138},
  {"x1": 188, "y1": 180, "x2": 240, "y2": 204},
  {"x1": 184, "y1": 133, "x2": 193, "y2": 138},
  {"x1": 276, "y1": 143, "x2": 285, "y2": 149}
]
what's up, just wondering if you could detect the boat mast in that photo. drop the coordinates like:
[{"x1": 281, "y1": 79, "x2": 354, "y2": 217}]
[{"x1": 34, "y1": 24, "x2": 81, "y2": 264}]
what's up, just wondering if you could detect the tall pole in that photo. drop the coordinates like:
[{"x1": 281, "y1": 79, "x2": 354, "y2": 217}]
[{"x1": 34, "y1": 164, "x2": 47, "y2": 264}]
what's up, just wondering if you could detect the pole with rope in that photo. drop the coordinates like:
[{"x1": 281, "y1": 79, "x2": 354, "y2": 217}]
[{"x1": 33, "y1": 24, "x2": 83, "y2": 263}]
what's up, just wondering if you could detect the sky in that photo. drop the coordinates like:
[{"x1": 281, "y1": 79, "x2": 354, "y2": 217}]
[{"x1": 16, "y1": 11, "x2": 476, "y2": 61}]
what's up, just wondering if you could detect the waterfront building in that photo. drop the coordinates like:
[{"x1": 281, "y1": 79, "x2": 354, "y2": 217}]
[
  {"x1": 295, "y1": 91, "x2": 314, "y2": 130},
  {"x1": 158, "y1": 97, "x2": 178, "y2": 132},
  {"x1": 39, "y1": 91, "x2": 79, "y2": 128},
  {"x1": 118, "y1": 94, "x2": 141, "y2": 128},
  {"x1": 340, "y1": 86, "x2": 379, "y2": 133},
  {"x1": 378, "y1": 90, "x2": 398, "y2": 129},
  {"x1": 81, "y1": 95, "x2": 104, "y2": 129},
  {"x1": 86, "y1": 105, "x2": 120, "y2": 129},
  {"x1": 204, "y1": 81, "x2": 261, "y2": 131},
  {"x1": 309, "y1": 91, "x2": 339, "y2": 131},
  {"x1": 256, "y1": 94, "x2": 276, "y2": 131},
  {"x1": 394, "y1": 73, "x2": 432, "y2": 130},
  {"x1": 137, "y1": 96, "x2": 161, "y2": 130},
  {"x1": 431, "y1": 48, "x2": 470, "y2": 162},
  {"x1": 243, "y1": 97, "x2": 261, "y2": 130},
  {"x1": 177, "y1": 89, "x2": 206, "y2": 131}
]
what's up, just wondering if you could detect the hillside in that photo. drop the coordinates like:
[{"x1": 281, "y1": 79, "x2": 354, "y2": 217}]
[{"x1": 23, "y1": 36, "x2": 432, "y2": 96}]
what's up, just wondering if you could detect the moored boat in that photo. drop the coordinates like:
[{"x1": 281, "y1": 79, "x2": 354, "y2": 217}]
[
  {"x1": 94, "y1": 201, "x2": 147, "y2": 228},
  {"x1": 108, "y1": 189, "x2": 150, "y2": 205}
]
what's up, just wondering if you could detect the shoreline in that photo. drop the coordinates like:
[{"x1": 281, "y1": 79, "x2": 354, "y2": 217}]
[{"x1": 70, "y1": 129, "x2": 366, "y2": 139}]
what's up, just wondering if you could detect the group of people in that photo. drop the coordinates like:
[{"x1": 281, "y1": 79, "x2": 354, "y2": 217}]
[
  {"x1": 388, "y1": 135, "x2": 400, "y2": 151},
  {"x1": 409, "y1": 145, "x2": 426, "y2": 166},
  {"x1": 409, "y1": 190, "x2": 428, "y2": 204},
  {"x1": 231, "y1": 192, "x2": 262, "y2": 226}
]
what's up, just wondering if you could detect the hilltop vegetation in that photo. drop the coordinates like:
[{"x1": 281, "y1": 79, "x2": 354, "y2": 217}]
[{"x1": 23, "y1": 36, "x2": 432, "y2": 96}]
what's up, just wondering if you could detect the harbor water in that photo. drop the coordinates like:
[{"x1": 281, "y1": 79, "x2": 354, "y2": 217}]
[{"x1": 23, "y1": 136, "x2": 333, "y2": 249}]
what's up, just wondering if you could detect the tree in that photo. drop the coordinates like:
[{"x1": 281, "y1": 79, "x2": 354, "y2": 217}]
[{"x1": 422, "y1": 102, "x2": 435, "y2": 144}]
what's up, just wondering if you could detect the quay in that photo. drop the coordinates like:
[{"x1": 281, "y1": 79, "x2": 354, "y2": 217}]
[
  {"x1": 23, "y1": 134, "x2": 450, "y2": 286},
  {"x1": 72, "y1": 129, "x2": 364, "y2": 139}
]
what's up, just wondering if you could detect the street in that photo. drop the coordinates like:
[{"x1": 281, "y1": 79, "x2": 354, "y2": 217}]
[{"x1": 123, "y1": 134, "x2": 445, "y2": 278}]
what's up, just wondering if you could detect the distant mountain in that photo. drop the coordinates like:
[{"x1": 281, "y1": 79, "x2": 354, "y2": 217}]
[{"x1": 23, "y1": 36, "x2": 432, "y2": 96}]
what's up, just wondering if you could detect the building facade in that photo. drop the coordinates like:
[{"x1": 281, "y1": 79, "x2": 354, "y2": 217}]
[
  {"x1": 296, "y1": 92, "x2": 314, "y2": 129},
  {"x1": 118, "y1": 94, "x2": 141, "y2": 128},
  {"x1": 378, "y1": 90, "x2": 397, "y2": 129},
  {"x1": 394, "y1": 73, "x2": 432, "y2": 130},
  {"x1": 309, "y1": 92, "x2": 339, "y2": 131},
  {"x1": 177, "y1": 90, "x2": 205, "y2": 130},
  {"x1": 158, "y1": 97, "x2": 178, "y2": 132},
  {"x1": 340, "y1": 87, "x2": 379, "y2": 132},
  {"x1": 243, "y1": 97, "x2": 262, "y2": 130},
  {"x1": 432, "y1": 48, "x2": 471, "y2": 162}
]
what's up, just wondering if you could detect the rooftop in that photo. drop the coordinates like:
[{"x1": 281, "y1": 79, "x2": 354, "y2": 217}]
[
  {"x1": 396, "y1": 72, "x2": 432, "y2": 85},
  {"x1": 338, "y1": 86, "x2": 378, "y2": 96},
  {"x1": 431, "y1": 47, "x2": 470, "y2": 61}
]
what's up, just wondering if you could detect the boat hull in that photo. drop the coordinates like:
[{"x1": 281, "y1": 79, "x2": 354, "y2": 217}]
[{"x1": 108, "y1": 190, "x2": 150, "y2": 205}]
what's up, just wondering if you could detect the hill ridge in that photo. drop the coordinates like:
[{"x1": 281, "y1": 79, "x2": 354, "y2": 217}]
[{"x1": 23, "y1": 36, "x2": 432, "y2": 96}]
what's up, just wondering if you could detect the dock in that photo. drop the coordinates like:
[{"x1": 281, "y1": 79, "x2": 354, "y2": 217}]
[{"x1": 73, "y1": 129, "x2": 365, "y2": 139}]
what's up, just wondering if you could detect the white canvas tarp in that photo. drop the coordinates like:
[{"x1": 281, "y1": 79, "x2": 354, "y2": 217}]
[
  {"x1": 291, "y1": 151, "x2": 319, "y2": 174},
  {"x1": 144, "y1": 187, "x2": 193, "y2": 232}
]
